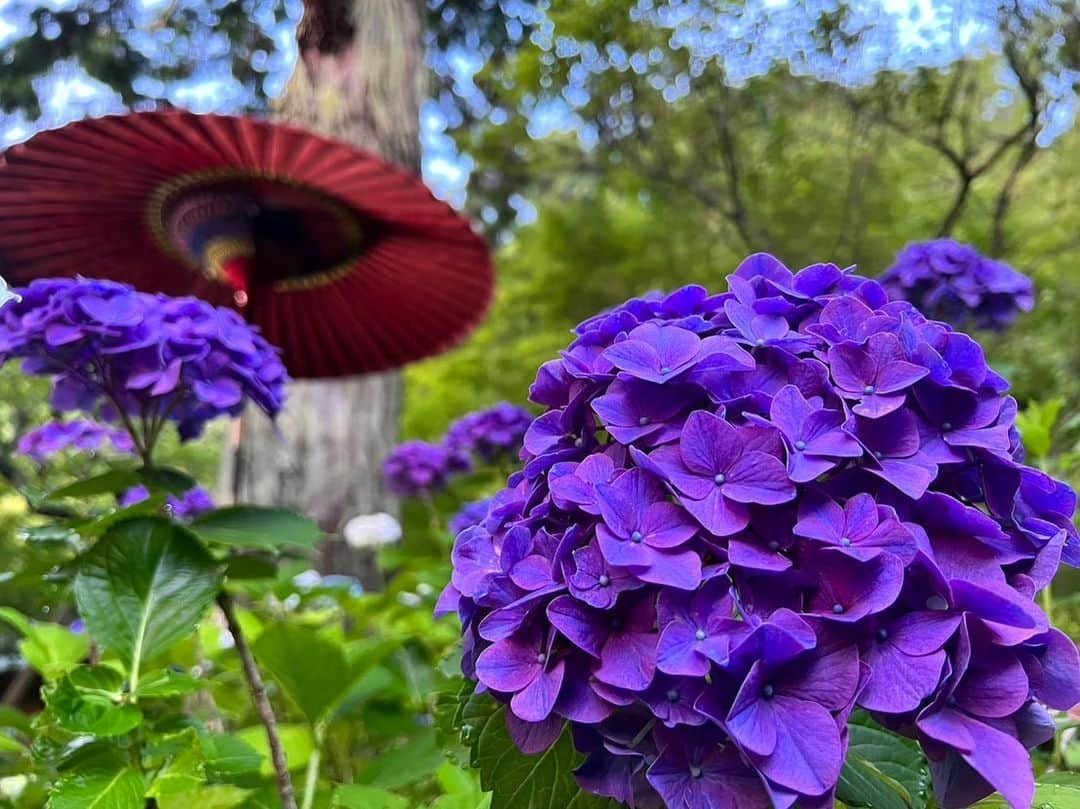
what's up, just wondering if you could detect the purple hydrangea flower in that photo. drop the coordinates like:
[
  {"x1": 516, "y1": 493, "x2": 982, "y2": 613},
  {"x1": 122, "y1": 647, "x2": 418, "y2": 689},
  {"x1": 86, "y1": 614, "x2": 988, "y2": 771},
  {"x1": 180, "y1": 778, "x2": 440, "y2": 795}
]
[
  {"x1": 18, "y1": 419, "x2": 135, "y2": 461},
  {"x1": 449, "y1": 498, "x2": 493, "y2": 535},
  {"x1": 445, "y1": 402, "x2": 533, "y2": 461},
  {"x1": 167, "y1": 486, "x2": 215, "y2": 521},
  {"x1": 0, "y1": 279, "x2": 287, "y2": 455},
  {"x1": 880, "y1": 239, "x2": 1035, "y2": 332},
  {"x1": 120, "y1": 484, "x2": 215, "y2": 522},
  {"x1": 382, "y1": 440, "x2": 470, "y2": 498},
  {"x1": 444, "y1": 253, "x2": 1080, "y2": 809}
]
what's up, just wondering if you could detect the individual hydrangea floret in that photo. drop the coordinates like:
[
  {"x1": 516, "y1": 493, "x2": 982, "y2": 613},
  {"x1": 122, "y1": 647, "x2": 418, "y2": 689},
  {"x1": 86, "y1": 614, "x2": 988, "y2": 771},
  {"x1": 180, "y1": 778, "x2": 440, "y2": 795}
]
[
  {"x1": 121, "y1": 484, "x2": 215, "y2": 521},
  {"x1": 450, "y1": 498, "x2": 494, "y2": 535},
  {"x1": 18, "y1": 419, "x2": 134, "y2": 461},
  {"x1": 442, "y1": 253, "x2": 1080, "y2": 809},
  {"x1": 880, "y1": 239, "x2": 1034, "y2": 332},
  {"x1": 382, "y1": 440, "x2": 470, "y2": 498},
  {"x1": 445, "y1": 402, "x2": 533, "y2": 461},
  {"x1": 0, "y1": 278, "x2": 288, "y2": 455}
]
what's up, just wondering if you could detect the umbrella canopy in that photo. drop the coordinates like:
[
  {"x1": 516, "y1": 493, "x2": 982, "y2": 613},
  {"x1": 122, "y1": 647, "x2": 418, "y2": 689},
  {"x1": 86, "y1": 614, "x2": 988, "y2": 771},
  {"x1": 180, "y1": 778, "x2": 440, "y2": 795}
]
[{"x1": 0, "y1": 110, "x2": 494, "y2": 378}]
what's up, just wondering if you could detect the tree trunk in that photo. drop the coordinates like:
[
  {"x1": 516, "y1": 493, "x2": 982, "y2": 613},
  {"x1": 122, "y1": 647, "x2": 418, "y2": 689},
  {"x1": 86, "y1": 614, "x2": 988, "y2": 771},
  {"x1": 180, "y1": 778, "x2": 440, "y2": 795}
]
[{"x1": 223, "y1": 0, "x2": 425, "y2": 586}]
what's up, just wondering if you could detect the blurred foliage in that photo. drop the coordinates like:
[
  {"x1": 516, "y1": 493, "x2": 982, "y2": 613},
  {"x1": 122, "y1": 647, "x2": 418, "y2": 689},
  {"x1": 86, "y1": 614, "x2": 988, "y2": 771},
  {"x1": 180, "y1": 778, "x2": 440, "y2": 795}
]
[
  {"x1": 407, "y1": 1, "x2": 1080, "y2": 450},
  {"x1": 0, "y1": 450, "x2": 489, "y2": 807}
]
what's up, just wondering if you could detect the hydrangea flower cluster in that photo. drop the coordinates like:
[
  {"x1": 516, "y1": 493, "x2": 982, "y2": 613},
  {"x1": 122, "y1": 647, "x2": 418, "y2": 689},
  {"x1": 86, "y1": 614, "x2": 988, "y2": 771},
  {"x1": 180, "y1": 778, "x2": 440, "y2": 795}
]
[
  {"x1": 446, "y1": 402, "x2": 533, "y2": 462},
  {"x1": 441, "y1": 254, "x2": 1080, "y2": 809},
  {"x1": 382, "y1": 440, "x2": 471, "y2": 498},
  {"x1": 0, "y1": 278, "x2": 288, "y2": 456},
  {"x1": 18, "y1": 419, "x2": 134, "y2": 461},
  {"x1": 121, "y1": 484, "x2": 215, "y2": 522},
  {"x1": 385, "y1": 404, "x2": 532, "y2": 500},
  {"x1": 880, "y1": 239, "x2": 1034, "y2": 332}
]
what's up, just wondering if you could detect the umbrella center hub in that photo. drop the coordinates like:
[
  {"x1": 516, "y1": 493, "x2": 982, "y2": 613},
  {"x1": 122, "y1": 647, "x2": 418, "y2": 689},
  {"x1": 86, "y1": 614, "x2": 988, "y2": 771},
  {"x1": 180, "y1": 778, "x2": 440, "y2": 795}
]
[{"x1": 153, "y1": 171, "x2": 366, "y2": 298}]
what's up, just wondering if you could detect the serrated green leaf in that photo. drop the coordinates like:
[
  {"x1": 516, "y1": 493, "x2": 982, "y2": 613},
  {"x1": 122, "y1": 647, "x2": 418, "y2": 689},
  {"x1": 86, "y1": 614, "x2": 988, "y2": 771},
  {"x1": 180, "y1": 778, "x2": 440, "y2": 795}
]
[
  {"x1": 147, "y1": 743, "x2": 205, "y2": 798},
  {"x1": 333, "y1": 785, "x2": 409, "y2": 809},
  {"x1": 70, "y1": 495, "x2": 169, "y2": 538},
  {"x1": 47, "y1": 753, "x2": 144, "y2": 809},
  {"x1": 46, "y1": 666, "x2": 141, "y2": 737},
  {"x1": 251, "y1": 623, "x2": 360, "y2": 723},
  {"x1": 838, "y1": 752, "x2": 915, "y2": 809},
  {"x1": 73, "y1": 518, "x2": 222, "y2": 668},
  {"x1": 199, "y1": 733, "x2": 264, "y2": 783},
  {"x1": 844, "y1": 712, "x2": 929, "y2": 806},
  {"x1": 134, "y1": 668, "x2": 204, "y2": 699},
  {"x1": 460, "y1": 690, "x2": 616, "y2": 809},
  {"x1": 50, "y1": 467, "x2": 195, "y2": 499},
  {"x1": 0, "y1": 608, "x2": 89, "y2": 680},
  {"x1": 191, "y1": 506, "x2": 322, "y2": 552}
]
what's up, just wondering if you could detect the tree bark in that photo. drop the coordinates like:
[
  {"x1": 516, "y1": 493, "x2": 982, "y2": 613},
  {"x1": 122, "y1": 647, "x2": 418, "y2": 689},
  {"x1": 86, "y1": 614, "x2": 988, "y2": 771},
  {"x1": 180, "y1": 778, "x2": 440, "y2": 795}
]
[{"x1": 223, "y1": 0, "x2": 425, "y2": 586}]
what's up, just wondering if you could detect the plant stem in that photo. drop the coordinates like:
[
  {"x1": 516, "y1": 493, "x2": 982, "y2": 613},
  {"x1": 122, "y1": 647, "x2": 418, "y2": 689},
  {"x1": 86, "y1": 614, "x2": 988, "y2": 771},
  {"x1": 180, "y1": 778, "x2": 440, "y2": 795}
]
[
  {"x1": 1041, "y1": 581, "x2": 1054, "y2": 625},
  {"x1": 301, "y1": 722, "x2": 326, "y2": 809},
  {"x1": 218, "y1": 591, "x2": 298, "y2": 809}
]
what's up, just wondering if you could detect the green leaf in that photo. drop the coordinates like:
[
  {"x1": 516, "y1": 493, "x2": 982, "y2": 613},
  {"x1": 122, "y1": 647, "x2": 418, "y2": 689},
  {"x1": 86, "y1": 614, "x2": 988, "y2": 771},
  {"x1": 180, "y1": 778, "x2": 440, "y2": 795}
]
[
  {"x1": 0, "y1": 705, "x2": 34, "y2": 735},
  {"x1": 191, "y1": 506, "x2": 322, "y2": 552},
  {"x1": 838, "y1": 753, "x2": 916, "y2": 809},
  {"x1": 356, "y1": 728, "x2": 444, "y2": 790},
  {"x1": 48, "y1": 753, "x2": 145, "y2": 809},
  {"x1": 147, "y1": 744, "x2": 205, "y2": 799},
  {"x1": 842, "y1": 711, "x2": 929, "y2": 808},
  {"x1": 157, "y1": 785, "x2": 253, "y2": 809},
  {"x1": 333, "y1": 785, "x2": 409, "y2": 809},
  {"x1": 1016, "y1": 398, "x2": 1064, "y2": 461},
  {"x1": 70, "y1": 495, "x2": 169, "y2": 538},
  {"x1": 199, "y1": 733, "x2": 264, "y2": 783},
  {"x1": 436, "y1": 761, "x2": 482, "y2": 796},
  {"x1": 134, "y1": 669, "x2": 204, "y2": 699},
  {"x1": 0, "y1": 733, "x2": 27, "y2": 754},
  {"x1": 235, "y1": 723, "x2": 313, "y2": 775},
  {"x1": 223, "y1": 553, "x2": 280, "y2": 580},
  {"x1": 458, "y1": 690, "x2": 616, "y2": 809},
  {"x1": 50, "y1": 467, "x2": 196, "y2": 499},
  {"x1": 0, "y1": 607, "x2": 30, "y2": 636},
  {"x1": 19, "y1": 524, "x2": 81, "y2": 546},
  {"x1": 234, "y1": 785, "x2": 286, "y2": 808},
  {"x1": 46, "y1": 666, "x2": 141, "y2": 737},
  {"x1": 251, "y1": 623, "x2": 359, "y2": 723},
  {"x1": 73, "y1": 518, "x2": 222, "y2": 667},
  {"x1": 0, "y1": 607, "x2": 89, "y2": 680},
  {"x1": 972, "y1": 781, "x2": 1080, "y2": 807}
]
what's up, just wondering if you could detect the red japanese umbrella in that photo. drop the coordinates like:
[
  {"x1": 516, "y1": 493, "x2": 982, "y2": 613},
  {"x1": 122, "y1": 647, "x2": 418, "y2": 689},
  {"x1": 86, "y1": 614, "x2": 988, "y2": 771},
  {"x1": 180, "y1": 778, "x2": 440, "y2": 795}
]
[{"x1": 0, "y1": 110, "x2": 494, "y2": 378}]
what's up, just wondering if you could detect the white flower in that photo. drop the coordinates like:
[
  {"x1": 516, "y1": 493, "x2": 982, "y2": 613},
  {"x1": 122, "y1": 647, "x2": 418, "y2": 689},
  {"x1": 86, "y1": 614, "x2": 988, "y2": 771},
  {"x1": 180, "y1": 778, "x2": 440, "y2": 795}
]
[
  {"x1": 343, "y1": 512, "x2": 402, "y2": 549},
  {"x1": 0, "y1": 276, "x2": 20, "y2": 309},
  {"x1": 0, "y1": 775, "x2": 27, "y2": 799}
]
